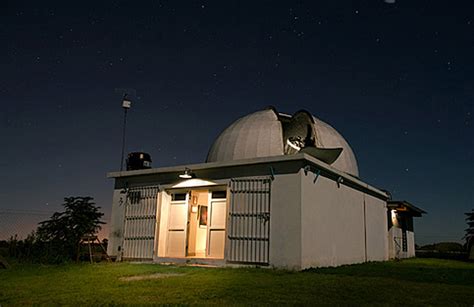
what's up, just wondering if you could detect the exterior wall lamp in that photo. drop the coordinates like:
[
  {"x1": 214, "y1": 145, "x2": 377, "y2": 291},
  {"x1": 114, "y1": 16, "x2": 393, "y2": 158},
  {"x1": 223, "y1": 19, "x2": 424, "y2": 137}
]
[{"x1": 179, "y1": 168, "x2": 194, "y2": 179}]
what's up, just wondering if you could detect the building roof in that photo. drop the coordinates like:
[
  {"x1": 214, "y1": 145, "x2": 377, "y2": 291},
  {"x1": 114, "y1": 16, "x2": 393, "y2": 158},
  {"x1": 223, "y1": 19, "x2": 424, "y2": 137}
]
[
  {"x1": 108, "y1": 153, "x2": 388, "y2": 200},
  {"x1": 387, "y1": 200, "x2": 426, "y2": 217},
  {"x1": 206, "y1": 107, "x2": 359, "y2": 177}
]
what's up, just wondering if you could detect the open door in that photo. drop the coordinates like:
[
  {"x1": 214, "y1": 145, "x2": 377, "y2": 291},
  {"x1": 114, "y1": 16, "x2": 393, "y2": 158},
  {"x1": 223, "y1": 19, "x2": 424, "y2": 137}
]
[
  {"x1": 122, "y1": 185, "x2": 160, "y2": 260},
  {"x1": 207, "y1": 194, "x2": 227, "y2": 258},
  {"x1": 166, "y1": 193, "x2": 188, "y2": 257},
  {"x1": 228, "y1": 177, "x2": 271, "y2": 265}
]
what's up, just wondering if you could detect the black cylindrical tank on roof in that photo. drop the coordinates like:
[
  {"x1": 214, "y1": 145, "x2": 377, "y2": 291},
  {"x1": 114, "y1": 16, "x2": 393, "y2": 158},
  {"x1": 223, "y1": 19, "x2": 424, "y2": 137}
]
[{"x1": 126, "y1": 152, "x2": 152, "y2": 170}]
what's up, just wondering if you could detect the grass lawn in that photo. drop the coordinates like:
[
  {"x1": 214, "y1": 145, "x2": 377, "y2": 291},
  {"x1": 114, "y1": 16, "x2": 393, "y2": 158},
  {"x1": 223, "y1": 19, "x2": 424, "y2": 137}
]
[{"x1": 0, "y1": 258, "x2": 473, "y2": 305}]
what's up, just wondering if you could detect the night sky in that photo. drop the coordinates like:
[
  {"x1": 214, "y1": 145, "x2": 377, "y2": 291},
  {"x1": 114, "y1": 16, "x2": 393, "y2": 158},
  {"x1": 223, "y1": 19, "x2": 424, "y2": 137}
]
[{"x1": 1, "y1": 1, "x2": 473, "y2": 244}]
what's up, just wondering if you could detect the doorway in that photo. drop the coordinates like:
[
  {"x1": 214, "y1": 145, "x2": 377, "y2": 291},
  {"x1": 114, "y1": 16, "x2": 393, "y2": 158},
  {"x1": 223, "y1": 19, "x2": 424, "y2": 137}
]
[
  {"x1": 187, "y1": 190, "x2": 209, "y2": 258},
  {"x1": 161, "y1": 188, "x2": 227, "y2": 259}
]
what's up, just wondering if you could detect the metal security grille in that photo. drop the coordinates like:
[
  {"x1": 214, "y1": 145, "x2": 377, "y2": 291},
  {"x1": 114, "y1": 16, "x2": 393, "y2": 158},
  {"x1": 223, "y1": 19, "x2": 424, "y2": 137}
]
[
  {"x1": 402, "y1": 229, "x2": 408, "y2": 252},
  {"x1": 228, "y1": 177, "x2": 271, "y2": 265},
  {"x1": 400, "y1": 217, "x2": 408, "y2": 252},
  {"x1": 123, "y1": 186, "x2": 159, "y2": 259}
]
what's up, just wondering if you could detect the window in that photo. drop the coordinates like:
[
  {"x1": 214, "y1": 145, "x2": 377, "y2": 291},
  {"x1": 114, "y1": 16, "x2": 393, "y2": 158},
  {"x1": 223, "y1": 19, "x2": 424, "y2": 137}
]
[
  {"x1": 212, "y1": 190, "x2": 227, "y2": 199},
  {"x1": 171, "y1": 193, "x2": 186, "y2": 201}
]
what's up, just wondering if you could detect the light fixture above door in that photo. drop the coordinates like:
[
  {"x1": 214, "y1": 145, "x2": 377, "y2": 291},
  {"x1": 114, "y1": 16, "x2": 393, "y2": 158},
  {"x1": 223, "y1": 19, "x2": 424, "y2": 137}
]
[{"x1": 179, "y1": 167, "x2": 194, "y2": 179}]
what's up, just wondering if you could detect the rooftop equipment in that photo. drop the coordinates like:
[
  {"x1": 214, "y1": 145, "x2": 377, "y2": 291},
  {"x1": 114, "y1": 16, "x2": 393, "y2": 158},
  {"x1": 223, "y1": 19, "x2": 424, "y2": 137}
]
[{"x1": 126, "y1": 152, "x2": 152, "y2": 170}]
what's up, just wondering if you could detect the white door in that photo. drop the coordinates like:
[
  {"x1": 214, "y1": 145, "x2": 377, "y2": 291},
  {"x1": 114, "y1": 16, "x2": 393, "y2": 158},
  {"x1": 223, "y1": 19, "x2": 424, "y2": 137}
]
[
  {"x1": 166, "y1": 195, "x2": 188, "y2": 257},
  {"x1": 156, "y1": 191, "x2": 171, "y2": 257},
  {"x1": 207, "y1": 197, "x2": 227, "y2": 258}
]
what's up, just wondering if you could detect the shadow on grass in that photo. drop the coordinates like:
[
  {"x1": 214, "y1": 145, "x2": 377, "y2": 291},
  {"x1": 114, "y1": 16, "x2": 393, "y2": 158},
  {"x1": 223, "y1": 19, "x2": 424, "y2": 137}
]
[{"x1": 303, "y1": 259, "x2": 474, "y2": 286}]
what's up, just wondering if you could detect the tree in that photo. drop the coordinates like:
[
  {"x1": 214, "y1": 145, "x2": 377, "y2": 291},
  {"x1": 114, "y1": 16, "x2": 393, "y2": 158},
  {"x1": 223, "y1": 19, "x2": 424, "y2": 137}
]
[
  {"x1": 465, "y1": 209, "x2": 474, "y2": 255},
  {"x1": 37, "y1": 196, "x2": 105, "y2": 262}
]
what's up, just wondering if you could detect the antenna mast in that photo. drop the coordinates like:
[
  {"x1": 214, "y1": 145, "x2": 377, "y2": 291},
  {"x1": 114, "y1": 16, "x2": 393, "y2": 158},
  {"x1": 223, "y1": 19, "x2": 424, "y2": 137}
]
[{"x1": 120, "y1": 94, "x2": 132, "y2": 171}]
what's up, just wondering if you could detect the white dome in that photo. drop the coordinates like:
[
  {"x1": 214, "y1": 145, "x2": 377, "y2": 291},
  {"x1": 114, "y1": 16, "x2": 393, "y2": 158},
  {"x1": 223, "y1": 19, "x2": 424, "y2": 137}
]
[
  {"x1": 312, "y1": 117, "x2": 359, "y2": 177},
  {"x1": 207, "y1": 109, "x2": 284, "y2": 162},
  {"x1": 206, "y1": 108, "x2": 359, "y2": 177}
]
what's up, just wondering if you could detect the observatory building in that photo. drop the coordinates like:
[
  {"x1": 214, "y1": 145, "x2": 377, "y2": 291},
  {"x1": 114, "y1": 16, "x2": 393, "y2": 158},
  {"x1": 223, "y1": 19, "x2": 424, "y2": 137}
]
[{"x1": 107, "y1": 107, "x2": 425, "y2": 269}]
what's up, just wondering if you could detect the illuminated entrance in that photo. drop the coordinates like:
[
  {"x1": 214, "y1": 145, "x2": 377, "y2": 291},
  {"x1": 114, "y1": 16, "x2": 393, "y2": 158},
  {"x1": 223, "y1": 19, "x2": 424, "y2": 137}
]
[{"x1": 158, "y1": 187, "x2": 227, "y2": 259}]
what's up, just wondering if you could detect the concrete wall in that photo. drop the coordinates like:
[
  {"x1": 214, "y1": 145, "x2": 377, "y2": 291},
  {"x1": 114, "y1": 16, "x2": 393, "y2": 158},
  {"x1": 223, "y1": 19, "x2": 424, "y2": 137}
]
[
  {"x1": 107, "y1": 158, "x2": 392, "y2": 268},
  {"x1": 107, "y1": 189, "x2": 126, "y2": 258},
  {"x1": 388, "y1": 227, "x2": 415, "y2": 259},
  {"x1": 300, "y1": 172, "x2": 388, "y2": 268},
  {"x1": 387, "y1": 212, "x2": 416, "y2": 259},
  {"x1": 364, "y1": 194, "x2": 389, "y2": 261},
  {"x1": 407, "y1": 231, "x2": 415, "y2": 257},
  {"x1": 301, "y1": 173, "x2": 364, "y2": 268},
  {"x1": 269, "y1": 172, "x2": 302, "y2": 269}
]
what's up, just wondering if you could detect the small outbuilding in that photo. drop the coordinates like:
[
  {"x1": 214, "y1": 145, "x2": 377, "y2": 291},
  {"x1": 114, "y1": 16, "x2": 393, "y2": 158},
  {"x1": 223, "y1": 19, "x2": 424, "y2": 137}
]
[
  {"x1": 107, "y1": 107, "x2": 425, "y2": 269},
  {"x1": 387, "y1": 201, "x2": 426, "y2": 259}
]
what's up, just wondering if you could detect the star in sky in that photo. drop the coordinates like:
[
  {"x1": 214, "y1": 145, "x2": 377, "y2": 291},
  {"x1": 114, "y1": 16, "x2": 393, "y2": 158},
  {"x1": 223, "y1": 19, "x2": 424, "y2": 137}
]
[{"x1": 0, "y1": 0, "x2": 472, "y2": 245}]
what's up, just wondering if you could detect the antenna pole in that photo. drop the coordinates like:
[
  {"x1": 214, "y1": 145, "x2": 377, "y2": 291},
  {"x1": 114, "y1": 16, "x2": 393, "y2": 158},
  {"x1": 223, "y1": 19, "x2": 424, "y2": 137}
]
[
  {"x1": 120, "y1": 94, "x2": 132, "y2": 171},
  {"x1": 120, "y1": 107, "x2": 128, "y2": 171}
]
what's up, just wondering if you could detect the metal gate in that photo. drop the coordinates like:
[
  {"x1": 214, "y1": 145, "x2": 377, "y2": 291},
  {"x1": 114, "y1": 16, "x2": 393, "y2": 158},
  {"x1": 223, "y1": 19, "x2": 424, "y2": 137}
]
[
  {"x1": 122, "y1": 186, "x2": 160, "y2": 260},
  {"x1": 228, "y1": 177, "x2": 271, "y2": 265}
]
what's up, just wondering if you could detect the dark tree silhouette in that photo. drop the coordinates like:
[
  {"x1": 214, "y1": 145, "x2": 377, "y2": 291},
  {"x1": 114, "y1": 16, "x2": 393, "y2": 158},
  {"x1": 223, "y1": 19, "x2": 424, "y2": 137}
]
[
  {"x1": 37, "y1": 196, "x2": 105, "y2": 262},
  {"x1": 465, "y1": 209, "x2": 474, "y2": 252}
]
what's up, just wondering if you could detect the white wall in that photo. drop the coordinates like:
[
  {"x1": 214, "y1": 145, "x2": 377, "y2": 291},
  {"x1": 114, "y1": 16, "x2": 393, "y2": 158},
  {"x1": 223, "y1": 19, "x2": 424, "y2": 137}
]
[
  {"x1": 269, "y1": 172, "x2": 302, "y2": 269},
  {"x1": 109, "y1": 166, "x2": 391, "y2": 267},
  {"x1": 388, "y1": 227, "x2": 415, "y2": 259},
  {"x1": 387, "y1": 211, "x2": 416, "y2": 259},
  {"x1": 364, "y1": 194, "x2": 389, "y2": 261},
  {"x1": 301, "y1": 174, "x2": 365, "y2": 268},
  {"x1": 300, "y1": 173, "x2": 388, "y2": 268},
  {"x1": 388, "y1": 227, "x2": 397, "y2": 259},
  {"x1": 107, "y1": 189, "x2": 126, "y2": 258},
  {"x1": 407, "y1": 231, "x2": 415, "y2": 257}
]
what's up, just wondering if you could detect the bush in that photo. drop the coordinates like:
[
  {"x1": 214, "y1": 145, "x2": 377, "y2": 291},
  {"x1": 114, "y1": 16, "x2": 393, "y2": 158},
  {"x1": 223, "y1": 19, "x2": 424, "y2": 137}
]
[
  {"x1": 416, "y1": 242, "x2": 468, "y2": 261},
  {"x1": 5, "y1": 196, "x2": 106, "y2": 264},
  {"x1": 418, "y1": 242, "x2": 465, "y2": 252}
]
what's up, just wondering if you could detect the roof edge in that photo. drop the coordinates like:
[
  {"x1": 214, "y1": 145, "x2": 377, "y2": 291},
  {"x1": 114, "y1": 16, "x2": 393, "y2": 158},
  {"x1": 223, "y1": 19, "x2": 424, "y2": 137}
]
[
  {"x1": 388, "y1": 200, "x2": 427, "y2": 216},
  {"x1": 108, "y1": 153, "x2": 388, "y2": 200}
]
